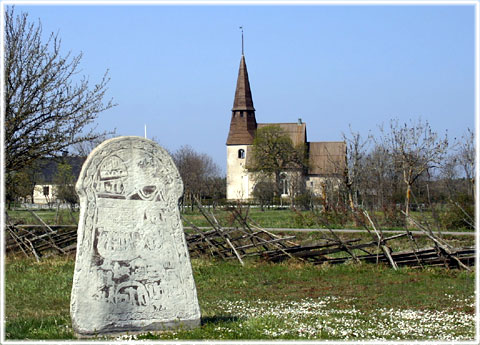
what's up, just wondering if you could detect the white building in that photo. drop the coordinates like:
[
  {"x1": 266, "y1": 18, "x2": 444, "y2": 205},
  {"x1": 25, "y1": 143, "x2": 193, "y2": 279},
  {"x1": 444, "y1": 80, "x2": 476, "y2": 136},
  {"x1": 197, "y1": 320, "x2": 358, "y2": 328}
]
[
  {"x1": 226, "y1": 54, "x2": 345, "y2": 201},
  {"x1": 32, "y1": 184, "x2": 57, "y2": 204}
]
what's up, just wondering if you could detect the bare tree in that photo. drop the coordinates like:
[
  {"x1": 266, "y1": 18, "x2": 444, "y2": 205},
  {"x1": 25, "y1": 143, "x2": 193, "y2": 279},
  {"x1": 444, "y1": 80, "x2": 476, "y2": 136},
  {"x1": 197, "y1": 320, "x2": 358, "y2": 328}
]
[
  {"x1": 54, "y1": 162, "x2": 78, "y2": 210},
  {"x1": 439, "y1": 153, "x2": 461, "y2": 200},
  {"x1": 4, "y1": 7, "x2": 115, "y2": 175},
  {"x1": 381, "y1": 119, "x2": 449, "y2": 217},
  {"x1": 363, "y1": 143, "x2": 402, "y2": 209},
  {"x1": 456, "y1": 128, "x2": 475, "y2": 200},
  {"x1": 72, "y1": 132, "x2": 116, "y2": 157},
  {"x1": 203, "y1": 176, "x2": 226, "y2": 207},
  {"x1": 287, "y1": 170, "x2": 306, "y2": 203},
  {"x1": 342, "y1": 127, "x2": 370, "y2": 210},
  {"x1": 172, "y1": 145, "x2": 222, "y2": 209}
]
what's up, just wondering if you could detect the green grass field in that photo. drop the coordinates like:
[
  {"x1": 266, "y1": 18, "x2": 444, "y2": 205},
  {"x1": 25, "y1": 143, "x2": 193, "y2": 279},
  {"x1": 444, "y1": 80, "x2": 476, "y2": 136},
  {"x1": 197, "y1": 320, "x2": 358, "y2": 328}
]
[
  {"x1": 5, "y1": 255, "x2": 475, "y2": 341},
  {"x1": 7, "y1": 207, "x2": 474, "y2": 232}
]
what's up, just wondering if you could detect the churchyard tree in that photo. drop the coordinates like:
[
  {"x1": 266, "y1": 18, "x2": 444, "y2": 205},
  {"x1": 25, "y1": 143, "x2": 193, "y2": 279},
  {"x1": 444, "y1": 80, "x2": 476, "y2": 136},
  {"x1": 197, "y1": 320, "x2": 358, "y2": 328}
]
[
  {"x1": 252, "y1": 178, "x2": 275, "y2": 210},
  {"x1": 456, "y1": 128, "x2": 475, "y2": 200},
  {"x1": 342, "y1": 127, "x2": 370, "y2": 210},
  {"x1": 438, "y1": 129, "x2": 474, "y2": 201},
  {"x1": 72, "y1": 132, "x2": 116, "y2": 157},
  {"x1": 4, "y1": 7, "x2": 114, "y2": 180},
  {"x1": 172, "y1": 145, "x2": 222, "y2": 209},
  {"x1": 203, "y1": 176, "x2": 227, "y2": 207},
  {"x1": 248, "y1": 125, "x2": 307, "y2": 197},
  {"x1": 362, "y1": 143, "x2": 402, "y2": 209},
  {"x1": 435, "y1": 129, "x2": 475, "y2": 229},
  {"x1": 379, "y1": 119, "x2": 449, "y2": 218},
  {"x1": 54, "y1": 162, "x2": 78, "y2": 210},
  {"x1": 5, "y1": 167, "x2": 37, "y2": 209}
]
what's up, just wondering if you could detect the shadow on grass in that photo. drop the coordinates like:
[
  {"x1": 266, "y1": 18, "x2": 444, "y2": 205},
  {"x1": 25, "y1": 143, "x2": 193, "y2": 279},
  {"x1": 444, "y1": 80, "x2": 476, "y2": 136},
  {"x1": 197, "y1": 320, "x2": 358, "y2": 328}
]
[{"x1": 201, "y1": 315, "x2": 242, "y2": 325}]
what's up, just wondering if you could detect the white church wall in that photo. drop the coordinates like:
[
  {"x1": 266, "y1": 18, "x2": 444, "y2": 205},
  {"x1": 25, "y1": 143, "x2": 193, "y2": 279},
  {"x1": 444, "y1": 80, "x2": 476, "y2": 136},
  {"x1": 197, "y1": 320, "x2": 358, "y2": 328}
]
[
  {"x1": 306, "y1": 175, "x2": 343, "y2": 196},
  {"x1": 226, "y1": 145, "x2": 255, "y2": 200}
]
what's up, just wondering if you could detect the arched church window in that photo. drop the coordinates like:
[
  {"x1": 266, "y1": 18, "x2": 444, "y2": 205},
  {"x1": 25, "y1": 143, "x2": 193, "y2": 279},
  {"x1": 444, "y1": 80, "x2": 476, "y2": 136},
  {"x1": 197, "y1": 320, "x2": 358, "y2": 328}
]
[{"x1": 238, "y1": 149, "x2": 245, "y2": 159}]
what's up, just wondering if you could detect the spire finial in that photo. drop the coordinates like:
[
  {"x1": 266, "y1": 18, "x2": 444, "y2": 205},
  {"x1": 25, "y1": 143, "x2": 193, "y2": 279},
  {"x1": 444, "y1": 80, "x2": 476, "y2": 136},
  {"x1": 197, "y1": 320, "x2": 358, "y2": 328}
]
[{"x1": 239, "y1": 26, "x2": 244, "y2": 55}]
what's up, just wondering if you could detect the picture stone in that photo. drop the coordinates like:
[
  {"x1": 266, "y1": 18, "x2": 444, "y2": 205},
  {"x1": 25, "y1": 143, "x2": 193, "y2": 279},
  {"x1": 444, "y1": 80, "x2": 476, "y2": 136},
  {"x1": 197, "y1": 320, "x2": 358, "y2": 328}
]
[{"x1": 70, "y1": 136, "x2": 201, "y2": 337}]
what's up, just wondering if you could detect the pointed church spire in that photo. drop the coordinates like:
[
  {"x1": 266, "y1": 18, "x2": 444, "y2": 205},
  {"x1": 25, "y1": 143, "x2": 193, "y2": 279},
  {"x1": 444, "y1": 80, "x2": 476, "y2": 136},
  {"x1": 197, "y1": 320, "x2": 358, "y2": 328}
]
[
  {"x1": 226, "y1": 51, "x2": 257, "y2": 145},
  {"x1": 232, "y1": 55, "x2": 255, "y2": 111}
]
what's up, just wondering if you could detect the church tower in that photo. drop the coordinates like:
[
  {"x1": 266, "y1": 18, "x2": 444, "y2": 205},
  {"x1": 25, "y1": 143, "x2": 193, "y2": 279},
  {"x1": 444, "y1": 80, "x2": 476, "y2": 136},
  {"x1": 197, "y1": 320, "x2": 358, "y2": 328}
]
[{"x1": 226, "y1": 54, "x2": 257, "y2": 200}]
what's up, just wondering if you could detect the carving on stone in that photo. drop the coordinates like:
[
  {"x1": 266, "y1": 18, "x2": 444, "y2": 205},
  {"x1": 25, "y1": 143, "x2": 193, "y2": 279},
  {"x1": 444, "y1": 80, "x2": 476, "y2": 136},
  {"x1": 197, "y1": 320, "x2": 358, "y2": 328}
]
[{"x1": 70, "y1": 137, "x2": 201, "y2": 337}]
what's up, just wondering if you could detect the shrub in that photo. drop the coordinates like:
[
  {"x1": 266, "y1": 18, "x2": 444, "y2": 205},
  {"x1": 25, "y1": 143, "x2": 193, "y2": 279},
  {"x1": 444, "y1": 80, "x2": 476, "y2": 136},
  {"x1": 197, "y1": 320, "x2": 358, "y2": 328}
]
[
  {"x1": 381, "y1": 204, "x2": 406, "y2": 228},
  {"x1": 439, "y1": 194, "x2": 474, "y2": 230},
  {"x1": 292, "y1": 203, "x2": 349, "y2": 229},
  {"x1": 252, "y1": 181, "x2": 275, "y2": 210},
  {"x1": 293, "y1": 191, "x2": 316, "y2": 211},
  {"x1": 293, "y1": 211, "x2": 317, "y2": 228},
  {"x1": 321, "y1": 204, "x2": 349, "y2": 228}
]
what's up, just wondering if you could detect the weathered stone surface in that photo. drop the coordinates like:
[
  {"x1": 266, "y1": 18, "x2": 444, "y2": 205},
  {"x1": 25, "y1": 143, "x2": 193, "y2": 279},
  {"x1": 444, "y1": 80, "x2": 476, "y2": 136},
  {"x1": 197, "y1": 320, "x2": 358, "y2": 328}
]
[{"x1": 70, "y1": 136, "x2": 201, "y2": 336}]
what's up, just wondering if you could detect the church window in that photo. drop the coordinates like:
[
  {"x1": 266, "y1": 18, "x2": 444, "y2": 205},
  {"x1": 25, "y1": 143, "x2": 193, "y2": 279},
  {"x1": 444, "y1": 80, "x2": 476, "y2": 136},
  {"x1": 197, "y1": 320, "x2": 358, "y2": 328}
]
[
  {"x1": 240, "y1": 112, "x2": 244, "y2": 117},
  {"x1": 238, "y1": 149, "x2": 245, "y2": 159}
]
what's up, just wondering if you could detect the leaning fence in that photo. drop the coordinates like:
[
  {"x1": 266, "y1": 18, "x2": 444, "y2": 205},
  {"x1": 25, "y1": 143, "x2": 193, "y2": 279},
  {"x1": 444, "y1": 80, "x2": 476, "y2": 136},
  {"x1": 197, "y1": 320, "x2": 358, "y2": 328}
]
[{"x1": 5, "y1": 201, "x2": 475, "y2": 270}]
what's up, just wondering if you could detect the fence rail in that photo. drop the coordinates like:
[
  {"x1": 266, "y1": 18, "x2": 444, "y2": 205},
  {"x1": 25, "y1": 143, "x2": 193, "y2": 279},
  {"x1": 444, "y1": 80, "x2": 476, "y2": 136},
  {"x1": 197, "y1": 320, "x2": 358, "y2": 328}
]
[{"x1": 5, "y1": 206, "x2": 475, "y2": 271}]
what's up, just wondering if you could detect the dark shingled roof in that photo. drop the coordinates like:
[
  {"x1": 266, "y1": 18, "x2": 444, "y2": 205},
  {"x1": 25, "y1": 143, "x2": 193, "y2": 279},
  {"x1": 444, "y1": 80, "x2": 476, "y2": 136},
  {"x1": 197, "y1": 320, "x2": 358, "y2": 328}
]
[
  {"x1": 308, "y1": 142, "x2": 346, "y2": 175},
  {"x1": 232, "y1": 55, "x2": 255, "y2": 111},
  {"x1": 226, "y1": 55, "x2": 345, "y2": 178},
  {"x1": 226, "y1": 55, "x2": 257, "y2": 145},
  {"x1": 257, "y1": 123, "x2": 307, "y2": 147}
]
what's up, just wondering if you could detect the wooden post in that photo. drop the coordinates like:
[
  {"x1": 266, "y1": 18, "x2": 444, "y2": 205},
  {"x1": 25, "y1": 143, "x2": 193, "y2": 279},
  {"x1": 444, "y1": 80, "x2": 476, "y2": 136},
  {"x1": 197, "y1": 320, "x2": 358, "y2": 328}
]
[
  {"x1": 28, "y1": 210, "x2": 66, "y2": 254},
  {"x1": 401, "y1": 211, "x2": 471, "y2": 271},
  {"x1": 363, "y1": 210, "x2": 398, "y2": 270},
  {"x1": 194, "y1": 196, "x2": 244, "y2": 266},
  {"x1": 181, "y1": 215, "x2": 225, "y2": 259}
]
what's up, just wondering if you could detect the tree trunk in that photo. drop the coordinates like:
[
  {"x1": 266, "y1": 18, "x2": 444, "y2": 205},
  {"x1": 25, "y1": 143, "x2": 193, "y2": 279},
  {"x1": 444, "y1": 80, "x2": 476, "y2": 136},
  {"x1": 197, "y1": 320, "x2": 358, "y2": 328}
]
[
  {"x1": 471, "y1": 177, "x2": 475, "y2": 202},
  {"x1": 405, "y1": 183, "x2": 412, "y2": 225},
  {"x1": 275, "y1": 171, "x2": 282, "y2": 197},
  {"x1": 403, "y1": 168, "x2": 413, "y2": 225},
  {"x1": 347, "y1": 187, "x2": 355, "y2": 211},
  {"x1": 321, "y1": 181, "x2": 328, "y2": 211},
  {"x1": 347, "y1": 188, "x2": 360, "y2": 226}
]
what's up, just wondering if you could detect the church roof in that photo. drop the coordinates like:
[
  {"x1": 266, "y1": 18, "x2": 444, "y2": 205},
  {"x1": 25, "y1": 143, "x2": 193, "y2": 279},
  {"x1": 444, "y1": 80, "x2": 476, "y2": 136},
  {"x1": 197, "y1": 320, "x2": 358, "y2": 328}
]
[
  {"x1": 227, "y1": 52, "x2": 345, "y2": 178},
  {"x1": 232, "y1": 55, "x2": 255, "y2": 111},
  {"x1": 308, "y1": 141, "x2": 346, "y2": 175},
  {"x1": 227, "y1": 55, "x2": 257, "y2": 145},
  {"x1": 257, "y1": 122, "x2": 307, "y2": 147}
]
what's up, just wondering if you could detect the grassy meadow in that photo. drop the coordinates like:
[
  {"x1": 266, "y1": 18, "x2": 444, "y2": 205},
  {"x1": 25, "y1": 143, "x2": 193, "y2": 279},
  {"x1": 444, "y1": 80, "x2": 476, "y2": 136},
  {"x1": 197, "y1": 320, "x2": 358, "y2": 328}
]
[
  {"x1": 6, "y1": 206, "x2": 474, "y2": 231},
  {"x1": 5, "y1": 255, "x2": 475, "y2": 341},
  {"x1": 5, "y1": 206, "x2": 475, "y2": 340}
]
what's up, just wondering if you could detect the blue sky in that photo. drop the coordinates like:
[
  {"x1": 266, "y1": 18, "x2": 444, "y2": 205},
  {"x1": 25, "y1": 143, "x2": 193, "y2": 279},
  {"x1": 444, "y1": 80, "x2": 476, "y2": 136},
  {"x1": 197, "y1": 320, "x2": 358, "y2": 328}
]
[{"x1": 8, "y1": 2, "x2": 476, "y2": 173}]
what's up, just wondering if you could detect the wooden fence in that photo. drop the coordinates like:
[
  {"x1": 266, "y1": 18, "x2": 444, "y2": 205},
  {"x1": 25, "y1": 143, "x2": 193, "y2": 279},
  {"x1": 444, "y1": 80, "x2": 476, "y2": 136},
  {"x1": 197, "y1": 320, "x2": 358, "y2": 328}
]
[{"x1": 5, "y1": 202, "x2": 475, "y2": 270}]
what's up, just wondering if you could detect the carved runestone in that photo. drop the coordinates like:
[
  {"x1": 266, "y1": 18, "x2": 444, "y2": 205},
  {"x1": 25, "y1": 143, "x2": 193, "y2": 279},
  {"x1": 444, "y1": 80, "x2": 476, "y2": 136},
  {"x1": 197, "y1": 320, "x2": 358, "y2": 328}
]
[{"x1": 70, "y1": 136, "x2": 201, "y2": 337}]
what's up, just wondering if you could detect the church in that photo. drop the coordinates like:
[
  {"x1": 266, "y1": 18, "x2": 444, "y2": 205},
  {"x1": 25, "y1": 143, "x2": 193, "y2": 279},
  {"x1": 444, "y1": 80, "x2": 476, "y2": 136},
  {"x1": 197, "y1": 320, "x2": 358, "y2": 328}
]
[{"x1": 226, "y1": 53, "x2": 346, "y2": 201}]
